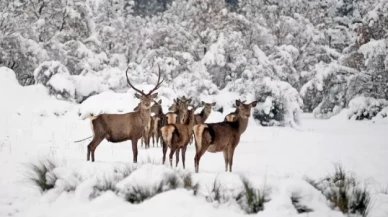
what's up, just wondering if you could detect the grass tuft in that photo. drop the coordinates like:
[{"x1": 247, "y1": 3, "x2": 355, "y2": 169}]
[
  {"x1": 306, "y1": 163, "x2": 372, "y2": 217},
  {"x1": 206, "y1": 178, "x2": 223, "y2": 203},
  {"x1": 238, "y1": 176, "x2": 270, "y2": 214},
  {"x1": 90, "y1": 175, "x2": 119, "y2": 199},
  {"x1": 125, "y1": 173, "x2": 182, "y2": 204},
  {"x1": 25, "y1": 158, "x2": 58, "y2": 193}
]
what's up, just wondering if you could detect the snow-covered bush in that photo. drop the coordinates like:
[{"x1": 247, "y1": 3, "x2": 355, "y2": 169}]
[
  {"x1": 372, "y1": 106, "x2": 388, "y2": 123},
  {"x1": 0, "y1": 67, "x2": 75, "y2": 117},
  {"x1": 253, "y1": 77, "x2": 303, "y2": 127},
  {"x1": 302, "y1": 62, "x2": 356, "y2": 119},
  {"x1": 173, "y1": 62, "x2": 219, "y2": 104},
  {"x1": 34, "y1": 61, "x2": 106, "y2": 103},
  {"x1": 34, "y1": 61, "x2": 70, "y2": 86},
  {"x1": 347, "y1": 96, "x2": 388, "y2": 120}
]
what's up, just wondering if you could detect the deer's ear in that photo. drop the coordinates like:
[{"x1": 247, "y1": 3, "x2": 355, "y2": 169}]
[
  {"x1": 211, "y1": 102, "x2": 216, "y2": 106},
  {"x1": 135, "y1": 93, "x2": 142, "y2": 99},
  {"x1": 251, "y1": 101, "x2": 258, "y2": 107},
  {"x1": 150, "y1": 93, "x2": 158, "y2": 99},
  {"x1": 158, "y1": 99, "x2": 162, "y2": 104},
  {"x1": 187, "y1": 98, "x2": 192, "y2": 103},
  {"x1": 201, "y1": 101, "x2": 205, "y2": 106},
  {"x1": 236, "y1": 100, "x2": 241, "y2": 107}
]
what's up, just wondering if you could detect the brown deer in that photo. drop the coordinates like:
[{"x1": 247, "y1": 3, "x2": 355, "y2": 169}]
[
  {"x1": 193, "y1": 100, "x2": 257, "y2": 173},
  {"x1": 188, "y1": 101, "x2": 216, "y2": 145},
  {"x1": 86, "y1": 66, "x2": 164, "y2": 163},
  {"x1": 165, "y1": 98, "x2": 180, "y2": 125},
  {"x1": 194, "y1": 101, "x2": 216, "y2": 124},
  {"x1": 176, "y1": 96, "x2": 192, "y2": 124},
  {"x1": 161, "y1": 104, "x2": 198, "y2": 169},
  {"x1": 165, "y1": 96, "x2": 191, "y2": 125},
  {"x1": 224, "y1": 100, "x2": 246, "y2": 122},
  {"x1": 134, "y1": 101, "x2": 161, "y2": 149},
  {"x1": 149, "y1": 99, "x2": 165, "y2": 147}
]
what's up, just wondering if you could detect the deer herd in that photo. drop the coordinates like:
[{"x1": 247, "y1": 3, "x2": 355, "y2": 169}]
[{"x1": 86, "y1": 67, "x2": 257, "y2": 173}]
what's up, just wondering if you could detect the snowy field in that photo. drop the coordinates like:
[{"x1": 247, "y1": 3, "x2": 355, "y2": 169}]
[{"x1": 0, "y1": 69, "x2": 388, "y2": 217}]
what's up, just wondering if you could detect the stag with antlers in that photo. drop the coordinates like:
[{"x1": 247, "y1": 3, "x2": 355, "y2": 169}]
[
  {"x1": 193, "y1": 100, "x2": 257, "y2": 173},
  {"x1": 86, "y1": 66, "x2": 164, "y2": 163}
]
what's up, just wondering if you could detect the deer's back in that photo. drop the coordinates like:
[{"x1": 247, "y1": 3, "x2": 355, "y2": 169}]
[
  {"x1": 95, "y1": 113, "x2": 147, "y2": 142},
  {"x1": 203, "y1": 122, "x2": 240, "y2": 152}
]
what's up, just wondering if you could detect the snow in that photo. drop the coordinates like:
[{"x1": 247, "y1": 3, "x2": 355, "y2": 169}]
[
  {"x1": 372, "y1": 106, "x2": 388, "y2": 124},
  {"x1": 359, "y1": 40, "x2": 387, "y2": 66},
  {"x1": 253, "y1": 45, "x2": 271, "y2": 67},
  {"x1": 48, "y1": 73, "x2": 76, "y2": 98},
  {"x1": 346, "y1": 96, "x2": 388, "y2": 120},
  {"x1": 0, "y1": 68, "x2": 388, "y2": 217},
  {"x1": 202, "y1": 33, "x2": 226, "y2": 67}
]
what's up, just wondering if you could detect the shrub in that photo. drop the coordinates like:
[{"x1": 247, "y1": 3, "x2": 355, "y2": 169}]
[
  {"x1": 25, "y1": 158, "x2": 58, "y2": 193},
  {"x1": 347, "y1": 96, "x2": 388, "y2": 120},
  {"x1": 238, "y1": 176, "x2": 270, "y2": 214},
  {"x1": 124, "y1": 173, "x2": 181, "y2": 204},
  {"x1": 306, "y1": 164, "x2": 372, "y2": 217},
  {"x1": 253, "y1": 78, "x2": 303, "y2": 127}
]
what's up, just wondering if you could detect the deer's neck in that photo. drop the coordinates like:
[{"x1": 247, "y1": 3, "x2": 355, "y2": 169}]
[
  {"x1": 138, "y1": 108, "x2": 151, "y2": 124},
  {"x1": 156, "y1": 108, "x2": 164, "y2": 117},
  {"x1": 199, "y1": 109, "x2": 210, "y2": 121},
  {"x1": 177, "y1": 109, "x2": 187, "y2": 124},
  {"x1": 236, "y1": 116, "x2": 249, "y2": 135}
]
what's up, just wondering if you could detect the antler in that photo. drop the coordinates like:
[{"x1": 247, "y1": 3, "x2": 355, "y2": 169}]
[
  {"x1": 126, "y1": 67, "x2": 145, "y2": 95},
  {"x1": 147, "y1": 64, "x2": 164, "y2": 95}
]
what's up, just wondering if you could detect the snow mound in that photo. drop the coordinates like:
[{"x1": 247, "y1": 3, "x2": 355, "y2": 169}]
[
  {"x1": 372, "y1": 106, "x2": 388, "y2": 124},
  {"x1": 0, "y1": 67, "x2": 75, "y2": 116}
]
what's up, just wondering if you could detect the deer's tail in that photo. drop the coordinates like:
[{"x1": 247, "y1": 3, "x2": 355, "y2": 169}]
[
  {"x1": 193, "y1": 124, "x2": 208, "y2": 152},
  {"x1": 161, "y1": 124, "x2": 177, "y2": 148},
  {"x1": 88, "y1": 114, "x2": 98, "y2": 121}
]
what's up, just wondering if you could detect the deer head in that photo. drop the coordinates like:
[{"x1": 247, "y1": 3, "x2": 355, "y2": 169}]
[
  {"x1": 201, "y1": 101, "x2": 216, "y2": 114},
  {"x1": 151, "y1": 99, "x2": 163, "y2": 115},
  {"x1": 126, "y1": 65, "x2": 164, "y2": 111},
  {"x1": 178, "y1": 96, "x2": 192, "y2": 113},
  {"x1": 168, "y1": 98, "x2": 180, "y2": 112},
  {"x1": 235, "y1": 100, "x2": 257, "y2": 119}
]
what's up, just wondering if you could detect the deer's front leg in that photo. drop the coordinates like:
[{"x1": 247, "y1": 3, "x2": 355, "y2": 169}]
[{"x1": 132, "y1": 138, "x2": 139, "y2": 163}]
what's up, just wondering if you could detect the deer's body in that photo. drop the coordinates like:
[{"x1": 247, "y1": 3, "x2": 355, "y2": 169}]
[
  {"x1": 190, "y1": 101, "x2": 216, "y2": 145},
  {"x1": 193, "y1": 100, "x2": 257, "y2": 173},
  {"x1": 149, "y1": 100, "x2": 165, "y2": 147},
  {"x1": 161, "y1": 105, "x2": 197, "y2": 169},
  {"x1": 86, "y1": 66, "x2": 164, "y2": 163}
]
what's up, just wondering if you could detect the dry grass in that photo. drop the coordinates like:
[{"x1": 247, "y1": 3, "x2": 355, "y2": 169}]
[{"x1": 25, "y1": 158, "x2": 58, "y2": 193}]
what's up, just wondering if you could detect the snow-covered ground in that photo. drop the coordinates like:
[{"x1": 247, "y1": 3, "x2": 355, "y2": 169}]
[{"x1": 0, "y1": 69, "x2": 387, "y2": 217}]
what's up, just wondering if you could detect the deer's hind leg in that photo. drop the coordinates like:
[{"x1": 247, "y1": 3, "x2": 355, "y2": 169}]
[
  {"x1": 88, "y1": 136, "x2": 105, "y2": 162},
  {"x1": 169, "y1": 147, "x2": 176, "y2": 167},
  {"x1": 181, "y1": 145, "x2": 187, "y2": 169},
  {"x1": 162, "y1": 140, "x2": 167, "y2": 164},
  {"x1": 175, "y1": 147, "x2": 181, "y2": 167},
  {"x1": 194, "y1": 141, "x2": 210, "y2": 173},
  {"x1": 223, "y1": 149, "x2": 228, "y2": 172},
  {"x1": 227, "y1": 146, "x2": 236, "y2": 172}
]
